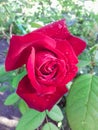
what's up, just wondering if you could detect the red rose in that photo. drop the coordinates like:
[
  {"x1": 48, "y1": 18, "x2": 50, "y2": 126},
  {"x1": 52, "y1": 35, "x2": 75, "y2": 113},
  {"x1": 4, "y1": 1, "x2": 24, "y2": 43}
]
[{"x1": 5, "y1": 19, "x2": 86, "y2": 112}]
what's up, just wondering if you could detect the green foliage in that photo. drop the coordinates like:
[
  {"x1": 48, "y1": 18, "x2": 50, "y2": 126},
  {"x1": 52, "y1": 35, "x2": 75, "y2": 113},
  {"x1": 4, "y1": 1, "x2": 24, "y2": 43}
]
[
  {"x1": 78, "y1": 50, "x2": 91, "y2": 68},
  {"x1": 66, "y1": 74, "x2": 98, "y2": 130},
  {"x1": 42, "y1": 122, "x2": 59, "y2": 130},
  {"x1": 18, "y1": 99, "x2": 29, "y2": 115},
  {"x1": 0, "y1": 65, "x2": 15, "y2": 83},
  {"x1": 0, "y1": 65, "x2": 16, "y2": 92},
  {"x1": 0, "y1": 0, "x2": 98, "y2": 46},
  {"x1": 16, "y1": 109, "x2": 46, "y2": 130},
  {"x1": 4, "y1": 93, "x2": 20, "y2": 105},
  {"x1": 12, "y1": 69, "x2": 27, "y2": 88},
  {"x1": 46, "y1": 105, "x2": 64, "y2": 122}
]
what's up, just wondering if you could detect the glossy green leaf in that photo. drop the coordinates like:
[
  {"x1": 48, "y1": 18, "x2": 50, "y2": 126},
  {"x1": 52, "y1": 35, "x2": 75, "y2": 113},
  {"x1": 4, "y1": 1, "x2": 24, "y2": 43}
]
[
  {"x1": 4, "y1": 93, "x2": 19, "y2": 105},
  {"x1": 18, "y1": 99, "x2": 29, "y2": 115},
  {"x1": 16, "y1": 109, "x2": 46, "y2": 130},
  {"x1": 66, "y1": 74, "x2": 98, "y2": 130},
  {"x1": 47, "y1": 105, "x2": 63, "y2": 122},
  {"x1": 42, "y1": 122, "x2": 59, "y2": 130}
]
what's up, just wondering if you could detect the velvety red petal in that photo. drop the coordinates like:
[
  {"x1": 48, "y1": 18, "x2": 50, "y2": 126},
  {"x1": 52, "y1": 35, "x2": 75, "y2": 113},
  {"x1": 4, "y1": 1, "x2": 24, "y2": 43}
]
[
  {"x1": 55, "y1": 39, "x2": 78, "y2": 83},
  {"x1": 16, "y1": 75, "x2": 68, "y2": 112},
  {"x1": 34, "y1": 19, "x2": 86, "y2": 55},
  {"x1": 27, "y1": 47, "x2": 56, "y2": 95},
  {"x1": 34, "y1": 19, "x2": 70, "y2": 39},
  {"x1": 56, "y1": 39, "x2": 78, "y2": 64},
  {"x1": 66, "y1": 35, "x2": 86, "y2": 56},
  {"x1": 5, "y1": 32, "x2": 56, "y2": 71}
]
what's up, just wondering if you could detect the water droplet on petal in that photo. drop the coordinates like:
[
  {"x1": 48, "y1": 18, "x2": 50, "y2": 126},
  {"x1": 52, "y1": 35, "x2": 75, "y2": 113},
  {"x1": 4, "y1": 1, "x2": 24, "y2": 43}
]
[
  {"x1": 46, "y1": 98, "x2": 49, "y2": 102},
  {"x1": 50, "y1": 25, "x2": 53, "y2": 28},
  {"x1": 66, "y1": 52, "x2": 69, "y2": 54},
  {"x1": 58, "y1": 24, "x2": 62, "y2": 29}
]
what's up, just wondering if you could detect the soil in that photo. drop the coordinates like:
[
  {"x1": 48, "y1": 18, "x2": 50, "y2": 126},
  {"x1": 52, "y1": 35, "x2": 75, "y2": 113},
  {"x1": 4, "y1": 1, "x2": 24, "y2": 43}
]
[
  {"x1": 0, "y1": 38, "x2": 70, "y2": 130},
  {"x1": 0, "y1": 39, "x2": 21, "y2": 130}
]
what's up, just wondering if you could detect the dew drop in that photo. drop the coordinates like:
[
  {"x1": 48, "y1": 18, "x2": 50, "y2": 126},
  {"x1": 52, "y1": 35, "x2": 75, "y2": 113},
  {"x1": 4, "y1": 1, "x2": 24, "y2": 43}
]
[
  {"x1": 65, "y1": 52, "x2": 69, "y2": 54},
  {"x1": 58, "y1": 24, "x2": 62, "y2": 29},
  {"x1": 50, "y1": 25, "x2": 53, "y2": 28},
  {"x1": 46, "y1": 98, "x2": 49, "y2": 102}
]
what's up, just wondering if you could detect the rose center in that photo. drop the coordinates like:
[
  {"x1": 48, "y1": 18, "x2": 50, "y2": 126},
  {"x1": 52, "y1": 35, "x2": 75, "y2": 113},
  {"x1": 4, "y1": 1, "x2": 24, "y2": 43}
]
[{"x1": 35, "y1": 51, "x2": 66, "y2": 85}]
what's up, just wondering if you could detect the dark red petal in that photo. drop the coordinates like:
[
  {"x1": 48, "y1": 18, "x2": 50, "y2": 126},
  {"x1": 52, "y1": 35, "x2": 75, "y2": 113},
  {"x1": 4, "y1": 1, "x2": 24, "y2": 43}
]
[
  {"x1": 55, "y1": 40, "x2": 78, "y2": 84},
  {"x1": 34, "y1": 19, "x2": 70, "y2": 39},
  {"x1": 66, "y1": 35, "x2": 86, "y2": 56},
  {"x1": 5, "y1": 32, "x2": 56, "y2": 71},
  {"x1": 34, "y1": 19, "x2": 86, "y2": 55},
  {"x1": 27, "y1": 47, "x2": 56, "y2": 95},
  {"x1": 35, "y1": 50, "x2": 56, "y2": 68},
  {"x1": 56, "y1": 39, "x2": 78, "y2": 64},
  {"x1": 16, "y1": 75, "x2": 68, "y2": 112}
]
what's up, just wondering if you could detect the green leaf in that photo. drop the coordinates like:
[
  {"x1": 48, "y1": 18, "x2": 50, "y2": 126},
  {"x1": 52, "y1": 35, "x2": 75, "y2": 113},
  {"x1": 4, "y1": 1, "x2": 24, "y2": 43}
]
[
  {"x1": 12, "y1": 70, "x2": 26, "y2": 88},
  {"x1": 42, "y1": 122, "x2": 59, "y2": 130},
  {"x1": 31, "y1": 22, "x2": 42, "y2": 28},
  {"x1": 47, "y1": 105, "x2": 63, "y2": 122},
  {"x1": 16, "y1": 109, "x2": 46, "y2": 130},
  {"x1": 78, "y1": 50, "x2": 91, "y2": 67},
  {"x1": 18, "y1": 99, "x2": 29, "y2": 115},
  {"x1": 4, "y1": 93, "x2": 19, "y2": 105},
  {"x1": 66, "y1": 74, "x2": 98, "y2": 130},
  {"x1": 78, "y1": 60, "x2": 91, "y2": 68},
  {"x1": 95, "y1": 50, "x2": 98, "y2": 62},
  {"x1": 89, "y1": 44, "x2": 98, "y2": 54},
  {"x1": 0, "y1": 65, "x2": 16, "y2": 83},
  {"x1": 0, "y1": 86, "x2": 7, "y2": 92}
]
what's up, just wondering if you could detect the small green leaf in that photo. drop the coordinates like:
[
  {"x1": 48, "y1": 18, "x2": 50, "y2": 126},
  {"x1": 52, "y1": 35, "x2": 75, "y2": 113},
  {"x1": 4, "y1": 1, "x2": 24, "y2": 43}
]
[
  {"x1": 12, "y1": 70, "x2": 26, "y2": 88},
  {"x1": 78, "y1": 60, "x2": 91, "y2": 68},
  {"x1": 78, "y1": 50, "x2": 91, "y2": 67},
  {"x1": 16, "y1": 109, "x2": 46, "y2": 130},
  {"x1": 66, "y1": 74, "x2": 98, "y2": 130},
  {"x1": 0, "y1": 66, "x2": 15, "y2": 83},
  {"x1": 42, "y1": 122, "x2": 59, "y2": 130},
  {"x1": 4, "y1": 93, "x2": 19, "y2": 105},
  {"x1": 18, "y1": 99, "x2": 29, "y2": 115},
  {"x1": 31, "y1": 22, "x2": 42, "y2": 28},
  {"x1": 0, "y1": 86, "x2": 7, "y2": 92},
  {"x1": 47, "y1": 105, "x2": 63, "y2": 122},
  {"x1": 0, "y1": 66, "x2": 5, "y2": 75},
  {"x1": 89, "y1": 44, "x2": 98, "y2": 54},
  {"x1": 95, "y1": 50, "x2": 98, "y2": 62}
]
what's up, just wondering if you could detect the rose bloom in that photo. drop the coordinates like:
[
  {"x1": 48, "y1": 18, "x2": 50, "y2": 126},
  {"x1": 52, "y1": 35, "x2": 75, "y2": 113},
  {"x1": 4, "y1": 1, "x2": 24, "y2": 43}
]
[{"x1": 5, "y1": 19, "x2": 86, "y2": 112}]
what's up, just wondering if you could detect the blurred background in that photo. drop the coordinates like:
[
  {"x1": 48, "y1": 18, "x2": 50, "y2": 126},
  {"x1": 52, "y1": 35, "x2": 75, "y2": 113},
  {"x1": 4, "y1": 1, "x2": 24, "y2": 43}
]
[
  {"x1": 0, "y1": 0, "x2": 98, "y2": 45},
  {"x1": 0, "y1": 0, "x2": 98, "y2": 130}
]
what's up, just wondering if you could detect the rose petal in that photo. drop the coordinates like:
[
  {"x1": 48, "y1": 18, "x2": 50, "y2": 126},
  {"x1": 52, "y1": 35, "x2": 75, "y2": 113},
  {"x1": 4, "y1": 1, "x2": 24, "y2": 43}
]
[
  {"x1": 55, "y1": 39, "x2": 78, "y2": 83},
  {"x1": 35, "y1": 50, "x2": 56, "y2": 68},
  {"x1": 27, "y1": 47, "x2": 56, "y2": 95},
  {"x1": 16, "y1": 75, "x2": 68, "y2": 112},
  {"x1": 66, "y1": 35, "x2": 86, "y2": 56},
  {"x1": 34, "y1": 19, "x2": 86, "y2": 55},
  {"x1": 55, "y1": 39, "x2": 78, "y2": 64},
  {"x1": 34, "y1": 19, "x2": 69, "y2": 39},
  {"x1": 5, "y1": 32, "x2": 56, "y2": 71},
  {"x1": 34, "y1": 19, "x2": 70, "y2": 39}
]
